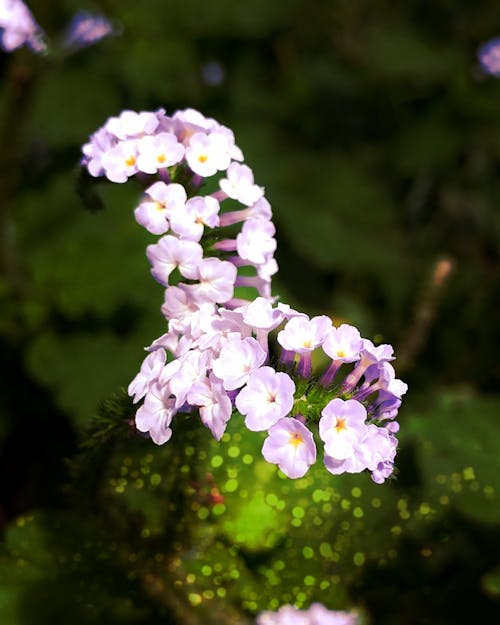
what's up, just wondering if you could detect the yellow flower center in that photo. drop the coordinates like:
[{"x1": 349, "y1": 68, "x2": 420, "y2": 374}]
[
  {"x1": 289, "y1": 432, "x2": 304, "y2": 447},
  {"x1": 334, "y1": 418, "x2": 347, "y2": 433},
  {"x1": 125, "y1": 155, "x2": 136, "y2": 167},
  {"x1": 336, "y1": 349, "x2": 346, "y2": 358},
  {"x1": 198, "y1": 154, "x2": 208, "y2": 163},
  {"x1": 157, "y1": 153, "x2": 166, "y2": 164}
]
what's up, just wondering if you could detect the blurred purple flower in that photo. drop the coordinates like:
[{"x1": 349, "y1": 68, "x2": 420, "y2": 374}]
[
  {"x1": 201, "y1": 61, "x2": 225, "y2": 86},
  {"x1": 478, "y1": 37, "x2": 500, "y2": 77},
  {"x1": 0, "y1": 0, "x2": 45, "y2": 52},
  {"x1": 62, "y1": 10, "x2": 113, "y2": 51}
]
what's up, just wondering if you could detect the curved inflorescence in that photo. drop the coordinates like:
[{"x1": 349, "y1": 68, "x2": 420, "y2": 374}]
[{"x1": 82, "y1": 107, "x2": 406, "y2": 484}]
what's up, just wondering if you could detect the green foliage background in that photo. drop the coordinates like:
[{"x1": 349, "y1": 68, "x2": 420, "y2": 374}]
[{"x1": 1, "y1": 0, "x2": 499, "y2": 623}]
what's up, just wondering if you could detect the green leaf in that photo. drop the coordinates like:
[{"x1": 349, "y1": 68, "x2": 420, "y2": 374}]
[{"x1": 406, "y1": 392, "x2": 500, "y2": 524}]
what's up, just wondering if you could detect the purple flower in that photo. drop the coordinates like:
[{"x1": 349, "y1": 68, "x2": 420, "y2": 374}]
[
  {"x1": 219, "y1": 162, "x2": 264, "y2": 206},
  {"x1": 185, "y1": 132, "x2": 232, "y2": 176},
  {"x1": 0, "y1": 0, "x2": 45, "y2": 53},
  {"x1": 61, "y1": 11, "x2": 113, "y2": 51},
  {"x1": 235, "y1": 366, "x2": 295, "y2": 431},
  {"x1": 134, "y1": 182, "x2": 186, "y2": 235},
  {"x1": 478, "y1": 38, "x2": 500, "y2": 77},
  {"x1": 170, "y1": 195, "x2": 220, "y2": 241},
  {"x1": 186, "y1": 257, "x2": 237, "y2": 304},
  {"x1": 360, "y1": 338, "x2": 394, "y2": 365},
  {"x1": 161, "y1": 285, "x2": 199, "y2": 321},
  {"x1": 136, "y1": 133, "x2": 185, "y2": 174},
  {"x1": 277, "y1": 314, "x2": 332, "y2": 353},
  {"x1": 322, "y1": 323, "x2": 363, "y2": 363},
  {"x1": 188, "y1": 374, "x2": 232, "y2": 440},
  {"x1": 211, "y1": 335, "x2": 267, "y2": 390},
  {"x1": 319, "y1": 398, "x2": 367, "y2": 460},
  {"x1": 324, "y1": 422, "x2": 396, "y2": 478},
  {"x1": 105, "y1": 110, "x2": 160, "y2": 140},
  {"x1": 166, "y1": 349, "x2": 210, "y2": 408},
  {"x1": 127, "y1": 348, "x2": 166, "y2": 403},
  {"x1": 239, "y1": 296, "x2": 285, "y2": 330},
  {"x1": 146, "y1": 236, "x2": 203, "y2": 285},
  {"x1": 371, "y1": 460, "x2": 395, "y2": 484},
  {"x1": 236, "y1": 217, "x2": 277, "y2": 265},
  {"x1": 100, "y1": 140, "x2": 139, "y2": 183},
  {"x1": 262, "y1": 417, "x2": 317, "y2": 479},
  {"x1": 135, "y1": 385, "x2": 176, "y2": 445}
]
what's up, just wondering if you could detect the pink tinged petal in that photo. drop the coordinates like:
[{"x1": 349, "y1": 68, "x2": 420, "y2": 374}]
[
  {"x1": 101, "y1": 140, "x2": 139, "y2": 183},
  {"x1": 257, "y1": 258, "x2": 278, "y2": 283},
  {"x1": 262, "y1": 418, "x2": 316, "y2": 479},
  {"x1": 356, "y1": 424, "x2": 397, "y2": 471},
  {"x1": 236, "y1": 218, "x2": 276, "y2": 265},
  {"x1": 277, "y1": 303, "x2": 307, "y2": 320},
  {"x1": 147, "y1": 331, "x2": 179, "y2": 354},
  {"x1": 135, "y1": 388, "x2": 175, "y2": 445},
  {"x1": 146, "y1": 236, "x2": 203, "y2": 285},
  {"x1": 136, "y1": 132, "x2": 185, "y2": 174},
  {"x1": 277, "y1": 314, "x2": 332, "y2": 353},
  {"x1": 360, "y1": 338, "x2": 395, "y2": 365},
  {"x1": 322, "y1": 323, "x2": 363, "y2": 363},
  {"x1": 247, "y1": 196, "x2": 272, "y2": 220},
  {"x1": 190, "y1": 257, "x2": 237, "y2": 304},
  {"x1": 146, "y1": 181, "x2": 187, "y2": 214},
  {"x1": 319, "y1": 398, "x2": 368, "y2": 460},
  {"x1": 105, "y1": 110, "x2": 159, "y2": 139},
  {"x1": 219, "y1": 162, "x2": 264, "y2": 206},
  {"x1": 134, "y1": 200, "x2": 170, "y2": 235},
  {"x1": 323, "y1": 451, "x2": 366, "y2": 475},
  {"x1": 161, "y1": 285, "x2": 199, "y2": 321},
  {"x1": 211, "y1": 336, "x2": 267, "y2": 390},
  {"x1": 188, "y1": 375, "x2": 232, "y2": 440},
  {"x1": 198, "y1": 307, "x2": 251, "y2": 347},
  {"x1": 185, "y1": 132, "x2": 232, "y2": 176},
  {"x1": 127, "y1": 348, "x2": 167, "y2": 403},
  {"x1": 378, "y1": 363, "x2": 408, "y2": 397},
  {"x1": 170, "y1": 196, "x2": 220, "y2": 241},
  {"x1": 239, "y1": 297, "x2": 284, "y2": 330},
  {"x1": 168, "y1": 350, "x2": 209, "y2": 407},
  {"x1": 235, "y1": 367, "x2": 295, "y2": 431}
]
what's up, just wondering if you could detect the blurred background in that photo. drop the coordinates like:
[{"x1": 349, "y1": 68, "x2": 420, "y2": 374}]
[{"x1": 1, "y1": 0, "x2": 500, "y2": 623}]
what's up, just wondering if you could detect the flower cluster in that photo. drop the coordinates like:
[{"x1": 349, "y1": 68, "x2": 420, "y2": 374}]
[
  {"x1": 128, "y1": 297, "x2": 405, "y2": 483},
  {"x1": 256, "y1": 603, "x2": 358, "y2": 625},
  {"x1": 82, "y1": 108, "x2": 278, "y2": 303},
  {"x1": 83, "y1": 107, "x2": 406, "y2": 484},
  {"x1": 0, "y1": 0, "x2": 45, "y2": 52}
]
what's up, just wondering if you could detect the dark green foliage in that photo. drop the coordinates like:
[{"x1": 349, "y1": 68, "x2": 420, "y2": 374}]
[{"x1": 1, "y1": 0, "x2": 500, "y2": 623}]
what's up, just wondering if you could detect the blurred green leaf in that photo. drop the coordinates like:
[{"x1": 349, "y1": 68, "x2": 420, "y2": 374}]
[{"x1": 407, "y1": 392, "x2": 500, "y2": 524}]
